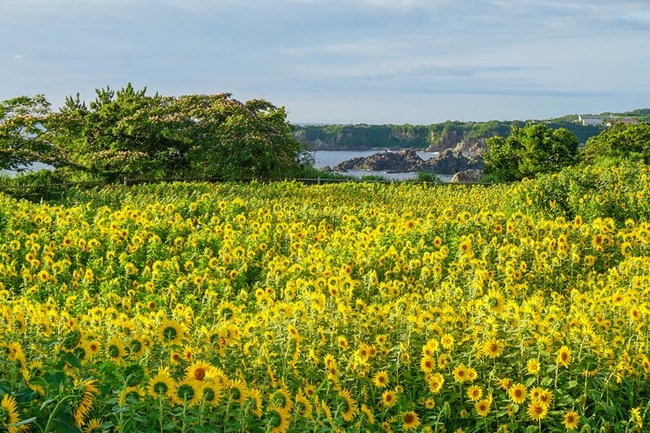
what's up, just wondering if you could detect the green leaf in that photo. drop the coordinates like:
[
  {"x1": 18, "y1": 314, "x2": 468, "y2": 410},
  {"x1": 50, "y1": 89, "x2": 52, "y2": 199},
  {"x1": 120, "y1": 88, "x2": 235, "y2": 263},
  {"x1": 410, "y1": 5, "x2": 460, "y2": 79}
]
[
  {"x1": 164, "y1": 421, "x2": 178, "y2": 430},
  {"x1": 44, "y1": 371, "x2": 65, "y2": 388},
  {"x1": 60, "y1": 352, "x2": 82, "y2": 368},
  {"x1": 52, "y1": 416, "x2": 83, "y2": 433},
  {"x1": 540, "y1": 376, "x2": 553, "y2": 386},
  {"x1": 14, "y1": 388, "x2": 40, "y2": 404},
  {"x1": 567, "y1": 380, "x2": 578, "y2": 389}
]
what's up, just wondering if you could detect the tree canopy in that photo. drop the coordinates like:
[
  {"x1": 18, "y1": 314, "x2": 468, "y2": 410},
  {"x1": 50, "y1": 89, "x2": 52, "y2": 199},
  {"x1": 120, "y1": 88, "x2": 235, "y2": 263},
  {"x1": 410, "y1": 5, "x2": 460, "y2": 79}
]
[
  {"x1": 484, "y1": 123, "x2": 579, "y2": 182},
  {"x1": 579, "y1": 123, "x2": 650, "y2": 165},
  {"x1": 1, "y1": 84, "x2": 308, "y2": 182},
  {"x1": 0, "y1": 95, "x2": 53, "y2": 171}
]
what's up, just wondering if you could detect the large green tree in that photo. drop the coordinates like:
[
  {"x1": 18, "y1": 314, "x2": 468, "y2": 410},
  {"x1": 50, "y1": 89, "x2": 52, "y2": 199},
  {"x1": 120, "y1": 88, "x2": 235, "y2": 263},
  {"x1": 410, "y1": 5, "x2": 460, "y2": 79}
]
[
  {"x1": 46, "y1": 84, "x2": 307, "y2": 181},
  {"x1": 0, "y1": 95, "x2": 53, "y2": 171},
  {"x1": 484, "y1": 123, "x2": 579, "y2": 182}
]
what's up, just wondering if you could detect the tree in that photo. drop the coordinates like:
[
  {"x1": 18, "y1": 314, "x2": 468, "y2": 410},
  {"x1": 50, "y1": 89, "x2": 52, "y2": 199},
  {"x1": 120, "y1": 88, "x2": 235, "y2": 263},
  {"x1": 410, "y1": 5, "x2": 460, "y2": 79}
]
[
  {"x1": 484, "y1": 123, "x2": 579, "y2": 182},
  {"x1": 0, "y1": 95, "x2": 52, "y2": 171},
  {"x1": 579, "y1": 123, "x2": 650, "y2": 165},
  {"x1": 46, "y1": 84, "x2": 308, "y2": 181}
]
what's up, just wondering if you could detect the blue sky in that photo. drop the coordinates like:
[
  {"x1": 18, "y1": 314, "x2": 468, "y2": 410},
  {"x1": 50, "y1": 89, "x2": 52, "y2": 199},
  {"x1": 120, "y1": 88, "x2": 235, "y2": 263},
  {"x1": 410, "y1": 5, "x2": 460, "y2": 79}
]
[{"x1": 1, "y1": 0, "x2": 649, "y2": 124}]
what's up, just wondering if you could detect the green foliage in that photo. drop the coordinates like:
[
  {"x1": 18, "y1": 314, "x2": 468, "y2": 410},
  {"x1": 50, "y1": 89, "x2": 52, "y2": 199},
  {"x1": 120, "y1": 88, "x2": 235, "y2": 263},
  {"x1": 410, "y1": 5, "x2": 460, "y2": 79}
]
[
  {"x1": 579, "y1": 123, "x2": 650, "y2": 165},
  {"x1": 415, "y1": 171, "x2": 442, "y2": 183},
  {"x1": 294, "y1": 118, "x2": 603, "y2": 151},
  {"x1": 507, "y1": 160, "x2": 650, "y2": 224},
  {"x1": 294, "y1": 124, "x2": 431, "y2": 149},
  {"x1": 0, "y1": 95, "x2": 53, "y2": 171},
  {"x1": 484, "y1": 123, "x2": 579, "y2": 182},
  {"x1": 34, "y1": 84, "x2": 306, "y2": 182}
]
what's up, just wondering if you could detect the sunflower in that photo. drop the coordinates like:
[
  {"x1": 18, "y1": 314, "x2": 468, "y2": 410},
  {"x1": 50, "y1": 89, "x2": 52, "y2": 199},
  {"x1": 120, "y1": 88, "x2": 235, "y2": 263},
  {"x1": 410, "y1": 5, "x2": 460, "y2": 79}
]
[
  {"x1": 83, "y1": 418, "x2": 103, "y2": 433},
  {"x1": 73, "y1": 379, "x2": 100, "y2": 426},
  {"x1": 1, "y1": 394, "x2": 23, "y2": 433},
  {"x1": 271, "y1": 387, "x2": 293, "y2": 412},
  {"x1": 229, "y1": 379, "x2": 248, "y2": 403},
  {"x1": 533, "y1": 388, "x2": 553, "y2": 407},
  {"x1": 402, "y1": 411, "x2": 420, "y2": 431},
  {"x1": 148, "y1": 367, "x2": 176, "y2": 400},
  {"x1": 339, "y1": 388, "x2": 358, "y2": 421},
  {"x1": 295, "y1": 390, "x2": 313, "y2": 419},
  {"x1": 200, "y1": 380, "x2": 223, "y2": 407},
  {"x1": 467, "y1": 385, "x2": 483, "y2": 402},
  {"x1": 440, "y1": 333, "x2": 455, "y2": 350},
  {"x1": 244, "y1": 387, "x2": 263, "y2": 417},
  {"x1": 373, "y1": 370, "x2": 389, "y2": 388},
  {"x1": 158, "y1": 318, "x2": 186, "y2": 346},
  {"x1": 83, "y1": 340, "x2": 101, "y2": 358},
  {"x1": 382, "y1": 390, "x2": 397, "y2": 408},
  {"x1": 185, "y1": 360, "x2": 214, "y2": 382},
  {"x1": 475, "y1": 399, "x2": 491, "y2": 417},
  {"x1": 562, "y1": 409, "x2": 580, "y2": 430},
  {"x1": 427, "y1": 372, "x2": 445, "y2": 394},
  {"x1": 266, "y1": 405, "x2": 291, "y2": 433},
  {"x1": 173, "y1": 379, "x2": 202, "y2": 406},
  {"x1": 508, "y1": 383, "x2": 527, "y2": 404},
  {"x1": 482, "y1": 339, "x2": 504, "y2": 359},
  {"x1": 557, "y1": 346, "x2": 572, "y2": 368},
  {"x1": 128, "y1": 337, "x2": 147, "y2": 358},
  {"x1": 106, "y1": 337, "x2": 127, "y2": 363},
  {"x1": 527, "y1": 401, "x2": 548, "y2": 421},
  {"x1": 526, "y1": 358, "x2": 541, "y2": 375},
  {"x1": 420, "y1": 356, "x2": 436, "y2": 373},
  {"x1": 453, "y1": 364, "x2": 469, "y2": 383},
  {"x1": 117, "y1": 386, "x2": 144, "y2": 407}
]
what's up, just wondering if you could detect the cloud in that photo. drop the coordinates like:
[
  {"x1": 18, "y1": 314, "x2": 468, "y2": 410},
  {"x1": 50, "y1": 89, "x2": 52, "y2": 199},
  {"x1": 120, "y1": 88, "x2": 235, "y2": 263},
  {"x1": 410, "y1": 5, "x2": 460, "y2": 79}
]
[{"x1": 1, "y1": 0, "x2": 648, "y2": 123}]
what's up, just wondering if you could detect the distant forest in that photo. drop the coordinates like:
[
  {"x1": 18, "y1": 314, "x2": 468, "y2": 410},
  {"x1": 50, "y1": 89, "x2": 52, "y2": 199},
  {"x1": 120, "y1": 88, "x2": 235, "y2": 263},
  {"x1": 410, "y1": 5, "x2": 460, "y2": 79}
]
[{"x1": 293, "y1": 108, "x2": 650, "y2": 151}]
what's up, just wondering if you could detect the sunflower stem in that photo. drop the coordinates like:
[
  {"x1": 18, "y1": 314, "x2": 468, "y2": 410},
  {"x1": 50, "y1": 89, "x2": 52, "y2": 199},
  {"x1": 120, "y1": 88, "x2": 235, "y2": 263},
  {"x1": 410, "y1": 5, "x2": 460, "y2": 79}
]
[{"x1": 42, "y1": 394, "x2": 76, "y2": 433}]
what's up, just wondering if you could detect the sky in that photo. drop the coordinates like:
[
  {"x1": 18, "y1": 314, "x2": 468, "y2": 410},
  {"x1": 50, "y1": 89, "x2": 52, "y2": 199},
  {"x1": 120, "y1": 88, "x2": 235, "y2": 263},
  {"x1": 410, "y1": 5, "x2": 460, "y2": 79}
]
[{"x1": 1, "y1": 0, "x2": 649, "y2": 125}]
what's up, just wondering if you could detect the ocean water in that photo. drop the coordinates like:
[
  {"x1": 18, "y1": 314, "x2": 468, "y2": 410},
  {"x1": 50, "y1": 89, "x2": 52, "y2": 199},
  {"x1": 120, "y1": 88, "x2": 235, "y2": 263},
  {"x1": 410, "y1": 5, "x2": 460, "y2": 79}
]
[{"x1": 314, "y1": 150, "x2": 452, "y2": 182}]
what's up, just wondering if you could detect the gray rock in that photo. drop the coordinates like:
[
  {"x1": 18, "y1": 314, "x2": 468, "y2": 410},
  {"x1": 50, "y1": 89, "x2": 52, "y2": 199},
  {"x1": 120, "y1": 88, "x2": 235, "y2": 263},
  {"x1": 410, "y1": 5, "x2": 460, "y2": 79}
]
[
  {"x1": 420, "y1": 149, "x2": 484, "y2": 174},
  {"x1": 334, "y1": 149, "x2": 423, "y2": 172},
  {"x1": 450, "y1": 169, "x2": 485, "y2": 183}
]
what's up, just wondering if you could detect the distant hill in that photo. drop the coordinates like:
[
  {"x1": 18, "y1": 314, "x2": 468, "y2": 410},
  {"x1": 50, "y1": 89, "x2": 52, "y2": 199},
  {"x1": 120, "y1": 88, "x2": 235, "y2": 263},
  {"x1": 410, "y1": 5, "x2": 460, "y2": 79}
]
[{"x1": 293, "y1": 109, "x2": 648, "y2": 151}]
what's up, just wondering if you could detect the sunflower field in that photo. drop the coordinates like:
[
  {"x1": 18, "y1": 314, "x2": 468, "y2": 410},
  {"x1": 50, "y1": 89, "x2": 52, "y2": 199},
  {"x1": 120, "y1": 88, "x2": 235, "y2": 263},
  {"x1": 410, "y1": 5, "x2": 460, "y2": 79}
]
[{"x1": 1, "y1": 164, "x2": 650, "y2": 432}]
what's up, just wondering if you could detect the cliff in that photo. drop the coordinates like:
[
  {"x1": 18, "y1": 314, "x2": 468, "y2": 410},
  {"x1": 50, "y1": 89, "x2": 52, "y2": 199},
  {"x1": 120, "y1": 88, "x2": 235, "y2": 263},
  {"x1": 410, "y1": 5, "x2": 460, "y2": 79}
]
[{"x1": 293, "y1": 120, "x2": 604, "y2": 152}]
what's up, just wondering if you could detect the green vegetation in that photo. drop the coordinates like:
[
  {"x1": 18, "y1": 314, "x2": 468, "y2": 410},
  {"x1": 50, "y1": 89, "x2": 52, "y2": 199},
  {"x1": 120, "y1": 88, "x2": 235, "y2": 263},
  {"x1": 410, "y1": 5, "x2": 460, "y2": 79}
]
[
  {"x1": 1, "y1": 84, "x2": 310, "y2": 183},
  {"x1": 2, "y1": 85, "x2": 649, "y2": 192},
  {"x1": 294, "y1": 119, "x2": 605, "y2": 150},
  {"x1": 579, "y1": 123, "x2": 650, "y2": 165},
  {"x1": 483, "y1": 123, "x2": 579, "y2": 182}
]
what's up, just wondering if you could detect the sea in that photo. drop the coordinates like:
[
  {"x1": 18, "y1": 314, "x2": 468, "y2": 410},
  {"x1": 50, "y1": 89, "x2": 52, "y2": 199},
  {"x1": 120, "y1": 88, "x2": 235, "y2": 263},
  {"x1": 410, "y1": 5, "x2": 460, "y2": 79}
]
[{"x1": 314, "y1": 150, "x2": 453, "y2": 182}]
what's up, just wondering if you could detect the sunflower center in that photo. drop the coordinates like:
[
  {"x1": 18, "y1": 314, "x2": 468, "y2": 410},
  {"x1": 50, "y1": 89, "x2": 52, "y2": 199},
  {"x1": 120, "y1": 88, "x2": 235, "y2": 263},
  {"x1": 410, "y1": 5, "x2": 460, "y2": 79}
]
[
  {"x1": 204, "y1": 388, "x2": 216, "y2": 402},
  {"x1": 163, "y1": 326, "x2": 178, "y2": 341},
  {"x1": 193, "y1": 368, "x2": 206, "y2": 381},
  {"x1": 108, "y1": 344, "x2": 120, "y2": 358},
  {"x1": 177, "y1": 384, "x2": 195, "y2": 402},
  {"x1": 153, "y1": 382, "x2": 168, "y2": 395}
]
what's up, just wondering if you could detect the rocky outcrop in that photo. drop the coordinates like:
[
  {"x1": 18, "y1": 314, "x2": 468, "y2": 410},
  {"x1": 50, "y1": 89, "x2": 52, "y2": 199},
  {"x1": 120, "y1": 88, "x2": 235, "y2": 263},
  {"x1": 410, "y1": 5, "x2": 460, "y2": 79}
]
[
  {"x1": 450, "y1": 169, "x2": 485, "y2": 183},
  {"x1": 334, "y1": 149, "x2": 423, "y2": 172},
  {"x1": 332, "y1": 148, "x2": 484, "y2": 176},
  {"x1": 420, "y1": 149, "x2": 484, "y2": 174}
]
